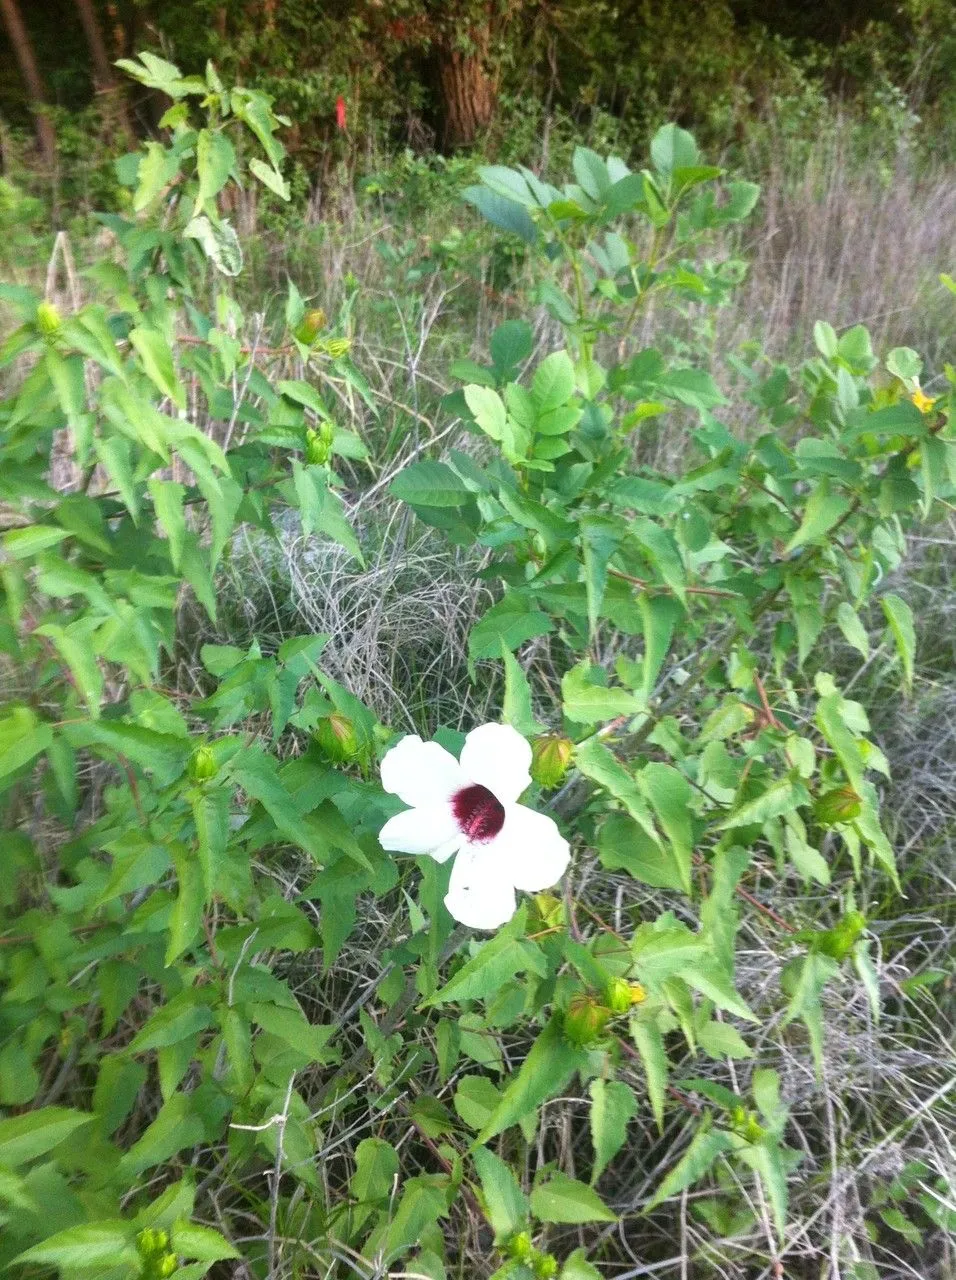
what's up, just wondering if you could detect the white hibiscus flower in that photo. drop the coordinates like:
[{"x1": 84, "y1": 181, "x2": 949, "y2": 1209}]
[{"x1": 378, "y1": 722, "x2": 571, "y2": 930}]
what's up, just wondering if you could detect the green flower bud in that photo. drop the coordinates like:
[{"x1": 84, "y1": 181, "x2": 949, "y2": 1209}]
[
  {"x1": 315, "y1": 712, "x2": 359, "y2": 763},
  {"x1": 605, "y1": 976, "x2": 632, "y2": 1015},
  {"x1": 506, "y1": 1231, "x2": 534, "y2": 1263},
  {"x1": 563, "y1": 993, "x2": 611, "y2": 1047},
  {"x1": 318, "y1": 336, "x2": 351, "y2": 359},
  {"x1": 305, "y1": 419, "x2": 335, "y2": 466},
  {"x1": 157, "y1": 1255, "x2": 178, "y2": 1278},
  {"x1": 136, "y1": 1228, "x2": 168, "y2": 1257},
  {"x1": 188, "y1": 745, "x2": 217, "y2": 783},
  {"x1": 530, "y1": 734, "x2": 573, "y2": 789},
  {"x1": 813, "y1": 786, "x2": 862, "y2": 826},
  {"x1": 294, "y1": 307, "x2": 326, "y2": 345},
  {"x1": 36, "y1": 300, "x2": 61, "y2": 336},
  {"x1": 533, "y1": 1252, "x2": 558, "y2": 1280}
]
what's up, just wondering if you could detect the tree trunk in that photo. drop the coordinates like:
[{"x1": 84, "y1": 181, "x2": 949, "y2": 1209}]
[
  {"x1": 73, "y1": 0, "x2": 134, "y2": 143},
  {"x1": 436, "y1": 26, "x2": 497, "y2": 149},
  {"x1": 0, "y1": 0, "x2": 56, "y2": 163}
]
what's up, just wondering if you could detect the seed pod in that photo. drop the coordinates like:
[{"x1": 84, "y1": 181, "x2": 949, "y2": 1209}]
[
  {"x1": 563, "y1": 993, "x2": 611, "y2": 1046},
  {"x1": 36, "y1": 301, "x2": 61, "y2": 336},
  {"x1": 315, "y1": 712, "x2": 359, "y2": 763},
  {"x1": 188, "y1": 745, "x2": 218, "y2": 783},
  {"x1": 294, "y1": 308, "x2": 327, "y2": 345},
  {"x1": 813, "y1": 786, "x2": 862, "y2": 826},
  {"x1": 530, "y1": 734, "x2": 573, "y2": 789}
]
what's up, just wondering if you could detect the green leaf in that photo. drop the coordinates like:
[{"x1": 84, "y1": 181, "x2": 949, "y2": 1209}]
[
  {"x1": 170, "y1": 1222, "x2": 241, "y2": 1262},
  {"x1": 502, "y1": 647, "x2": 544, "y2": 737},
  {"x1": 651, "y1": 123, "x2": 699, "y2": 178},
  {"x1": 425, "y1": 925, "x2": 545, "y2": 1007},
  {"x1": 0, "y1": 1106, "x2": 93, "y2": 1167},
  {"x1": 561, "y1": 665, "x2": 644, "y2": 726},
  {"x1": 0, "y1": 706, "x2": 52, "y2": 782},
  {"x1": 630, "y1": 1018, "x2": 668, "y2": 1132},
  {"x1": 148, "y1": 478, "x2": 187, "y2": 570},
  {"x1": 632, "y1": 519, "x2": 686, "y2": 601},
  {"x1": 781, "y1": 951, "x2": 840, "y2": 1077},
  {"x1": 35, "y1": 620, "x2": 103, "y2": 716},
  {"x1": 835, "y1": 602, "x2": 869, "y2": 659},
  {"x1": 249, "y1": 157, "x2": 291, "y2": 200},
  {"x1": 470, "y1": 596, "x2": 553, "y2": 662},
  {"x1": 2, "y1": 524, "x2": 69, "y2": 558},
  {"x1": 473, "y1": 1147, "x2": 528, "y2": 1242},
  {"x1": 477, "y1": 1017, "x2": 585, "y2": 1143},
  {"x1": 490, "y1": 319, "x2": 533, "y2": 371},
  {"x1": 464, "y1": 185, "x2": 538, "y2": 244},
  {"x1": 12, "y1": 1222, "x2": 138, "y2": 1270},
  {"x1": 532, "y1": 351, "x2": 576, "y2": 412},
  {"x1": 389, "y1": 460, "x2": 473, "y2": 507},
  {"x1": 196, "y1": 128, "x2": 236, "y2": 207},
  {"x1": 185, "y1": 215, "x2": 243, "y2": 276},
  {"x1": 129, "y1": 325, "x2": 186, "y2": 409},
  {"x1": 351, "y1": 1137, "x2": 400, "y2": 1203},
  {"x1": 128, "y1": 995, "x2": 214, "y2": 1053},
  {"x1": 531, "y1": 1172, "x2": 616, "y2": 1224},
  {"x1": 645, "y1": 1125, "x2": 735, "y2": 1211},
  {"x1": 737, "y1": 1138, "x2": 790, "y2": 1242},
  {"x1": 637, "y1": 763, "x2": 694, "y2": 895},
  {"x1": 639, "y1": 593, "x2": 680, "y2": 696},
  {"x1": 465, "y1": 384, "x2": 508, "y2": 442},
  {"x1": 560, "y1": 1250, "x2": 602, "y2": 1280},
  {"x1": 599, "y1": 812, "x2": 685, "y2": 892},
  {"x1": 589, "y1": 1078, "x2": 637, "y2": 1183},
  {"x1": 881, "y1": 593, "x2": 915, "y2": 692},
  {"x1": 784, "y1": 479, "x2": 851, "y2": 553},
  {"x1": 697, "y1": 1021, "x2": 753, "y2": 1060}
]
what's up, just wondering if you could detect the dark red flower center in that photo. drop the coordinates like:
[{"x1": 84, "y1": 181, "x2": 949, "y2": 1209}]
[{"x1": 452, "y1": 784, "x2": 505, "y2": 842}]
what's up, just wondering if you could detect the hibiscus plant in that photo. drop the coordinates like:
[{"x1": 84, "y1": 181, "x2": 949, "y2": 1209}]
[{"x1": 0, "y1": 54, "x2": 953, "y2": 1279}]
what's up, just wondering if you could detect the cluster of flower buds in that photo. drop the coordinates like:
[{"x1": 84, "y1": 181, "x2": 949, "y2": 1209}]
[
  {"x1": 505, "y1": 1231, "x2": 558, "y2": 1277},
  {"x1": 729, "y1": 1104, "x2": 765, "y2": 1144},
  {"x1": 305, "y1": 419, "x2": 336, "y2": 466},
  {"x1": 136, "y1": 1228, "x2": 177, "y2": 1278}
]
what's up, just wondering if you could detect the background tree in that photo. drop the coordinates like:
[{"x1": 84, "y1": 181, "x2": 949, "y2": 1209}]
[
  {"x1": 73, "y1": 0, "x2": 134, "y2": 142},
  {"x1": 0, "y1": 0, "x2": 55, "y2": 162}
]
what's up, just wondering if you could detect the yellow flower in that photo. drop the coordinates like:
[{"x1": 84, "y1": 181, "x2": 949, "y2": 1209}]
[{"x1": 911, "y1": 385, "x2": 936, "y2": 414}]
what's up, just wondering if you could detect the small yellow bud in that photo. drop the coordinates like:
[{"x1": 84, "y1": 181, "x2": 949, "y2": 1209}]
[
  {"x1": 530, "y1": 734, "x2": 573, "y2": 789},
  {"x1": 36, "y1": 301, "x2": 61, "y2": 336},
  {"x1": 157, "y1": 1254, "x2": 178, "y2": 1278},
  {"x1": 911, "y1": 386, "x2": 936, "y2": 414},
  {"x1": 188, "y1": 745, "x2": 218, "y2": 783},
  {"x1": 315, "y1": 712, "x2": 360, "y2": 763},
  {"x1": 563, "y1": 993, "x2": 611, "y2": 1046},
  {"x1": 294, "y1": 308, "x2": 326, "y2": 345}
]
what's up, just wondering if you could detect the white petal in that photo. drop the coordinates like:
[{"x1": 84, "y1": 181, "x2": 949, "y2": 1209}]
[
  {"x1": 459, "y1": 722, "x2": 532, "y2": 805},
  {"x1": 444, "y1": 844, "x2": 517, "y2": 930},
  {"x1": 497, "y1": 803, "x2": 571, "y2": 892},
  {"x1": 380, "y1": 734, "x2": 465, "y2": 807},
  {"x1": 379, "y1": 804, "x2": 461, "y2": 862}
]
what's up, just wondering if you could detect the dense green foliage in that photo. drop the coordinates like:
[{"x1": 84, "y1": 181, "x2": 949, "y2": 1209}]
[{"x1": 1, "y1": 51, "x2": 954, "y2": 1278}]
